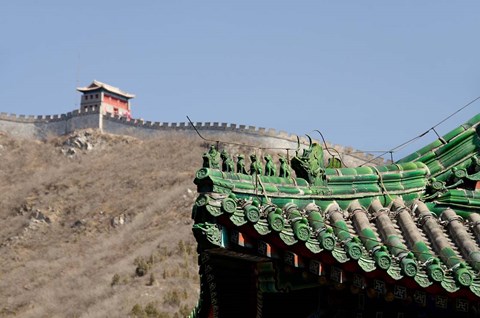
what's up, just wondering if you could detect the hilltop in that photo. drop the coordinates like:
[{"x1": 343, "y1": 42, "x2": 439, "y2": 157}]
[{"x1": 0, "y1": 130, "x2": 204, "y2": 317}]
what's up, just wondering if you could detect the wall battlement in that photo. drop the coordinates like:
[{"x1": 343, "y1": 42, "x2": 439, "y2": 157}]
[
  {"x1": 102, "y1": 112, "x2": 293, "y2": 139},
  {"x1": 0, "y1": 107, "x2": 101, "y2": 123},
  {"x1": 0, "y1": 108, "x2": 387, "y2": 165}
]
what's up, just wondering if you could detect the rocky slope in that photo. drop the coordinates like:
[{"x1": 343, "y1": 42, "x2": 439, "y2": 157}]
[{"x1": 0, "y1": 130, "x2": 203, "y2": 317}]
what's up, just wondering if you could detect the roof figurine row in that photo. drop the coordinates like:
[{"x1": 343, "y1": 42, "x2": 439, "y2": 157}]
[
  {"x1": 203, "y1": 145, "x2": 293, "y2": 178},
  {"x1": 203, "y1": 143, "x2": 344, "y2": 180},
  {"x1": 202, "y1": 140, "x2": 346, "y2": 187}
]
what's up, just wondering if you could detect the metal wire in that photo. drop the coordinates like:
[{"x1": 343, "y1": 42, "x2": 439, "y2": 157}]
[
  {"x1": 187, "y1": 116, "x2": 301, "y2": 151},
  {"x1": 359, "y1": 95, "x2": 480, "y2": 166},
  {"x1": 189, "y1": 94, "x2": 479, "y2": 168}
]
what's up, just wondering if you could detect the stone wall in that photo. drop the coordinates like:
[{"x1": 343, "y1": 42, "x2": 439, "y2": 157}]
[
  {"x1": 0, "y1": 108, "x2": 101, "y2": 139},
  {"x1": 102, "y1": 113, "x2": 303, "y2": 149},
  {"x1": 0, "y1": 108, "x2": 387, "y2": 166}
]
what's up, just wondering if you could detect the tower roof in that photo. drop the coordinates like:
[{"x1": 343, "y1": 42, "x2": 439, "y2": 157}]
[{"x1": 77, "y1": 80, "x2": 135, "y2": 99}]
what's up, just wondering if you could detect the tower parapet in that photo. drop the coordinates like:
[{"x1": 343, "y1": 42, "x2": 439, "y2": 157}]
[{"x1": 77, "y1": 80, "x2": 134, "y2": 118}]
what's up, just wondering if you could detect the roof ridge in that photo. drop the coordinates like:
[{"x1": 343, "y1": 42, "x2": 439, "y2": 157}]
[{"x1": 77, "y1": 80, "x2": 135, "y2": 98}]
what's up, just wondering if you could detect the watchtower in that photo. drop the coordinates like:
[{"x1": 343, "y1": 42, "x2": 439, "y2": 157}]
[{"x1": 77, "y1": 80, "x2": 135, "y2": 118}]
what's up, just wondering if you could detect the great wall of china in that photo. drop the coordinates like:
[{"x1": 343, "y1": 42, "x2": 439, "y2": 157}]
[{"x1": 0, "y1": 107, "x2": 388, "y2": 166}]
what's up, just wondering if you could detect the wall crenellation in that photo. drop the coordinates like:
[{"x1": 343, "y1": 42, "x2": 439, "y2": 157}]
[
  {"x1": 102, "y1": 113, "x2": 294, "y2": 138},
  {"x1": 0, "y1": 107, "x2": 101, "y2": 123},
  {"x1": 0, "y1": 108, "x2": 388, "y2": 165}
]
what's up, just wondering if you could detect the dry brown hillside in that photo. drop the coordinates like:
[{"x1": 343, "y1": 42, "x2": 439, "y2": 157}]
[{"x1": 0, "y1": 130, "x2": 207, "y2": 317}]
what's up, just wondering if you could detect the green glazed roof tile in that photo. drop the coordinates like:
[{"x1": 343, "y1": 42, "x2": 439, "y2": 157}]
[{"x1": 192, "y1": 112, "x2": 480, "y2": 299}]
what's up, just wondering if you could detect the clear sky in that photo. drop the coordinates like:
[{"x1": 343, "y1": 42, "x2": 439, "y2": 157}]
[{"x1": 1, "y1": 1, "x2": 479, "y2": 160}]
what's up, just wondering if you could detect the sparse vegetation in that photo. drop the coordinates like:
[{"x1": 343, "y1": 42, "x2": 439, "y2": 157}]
[
  {"x1": 111, "y1": 273, "x2": 121, "y2": 286},
  {"x1": 134, "y1": 257, "x2": 151, "y2": 277},
  {"x1": 130, "y1": 304, "x2": 145, "y2": 317},
  {"x1": 148, "y1": 273, "x2": 156, "y2": 286},
  {"x1": 163, "y1": 289, "x2": 182, "y2": 307},
  {"x1": 179, "y1": 304, "x2": 192, "y2": 317},
  {"x1": 0, "y1": 130, "x2": 203, "y2": 317},
  {"x1": 129, "y1": 302, "x2": 171, "y2": 318}
]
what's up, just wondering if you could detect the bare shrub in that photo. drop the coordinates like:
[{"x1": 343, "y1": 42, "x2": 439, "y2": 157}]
[
  {"x1": 163, "y1": 289, "x2": 181, "y2": 307},
  {"x1": 111, "y1": 273, "x2": 120, "y2": 286},
  {"x1": 134, "y1": 257, "x2": 150, "y2": 277},
  {"x1": 129, "y1": 304, "x2": 145, "y2": 318},
  {"x1": 147, "y1": 273, "x2": 156, "y2": 286}
]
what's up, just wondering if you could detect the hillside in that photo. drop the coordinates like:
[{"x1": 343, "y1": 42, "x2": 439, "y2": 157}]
[{"x1": 0, "y1": 130, "x2": 205, "y2": 317}]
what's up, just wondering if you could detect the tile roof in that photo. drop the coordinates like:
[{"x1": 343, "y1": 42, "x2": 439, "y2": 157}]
[
  {"x1": 193, "y1": 193, "x2": 480, "y2": 294},
  {"x1": 76, "y1": 80, "x2": 135, "y2": 98},
  {"x1": 192, "y1": 113, "x2": 480, "y2": 299}
]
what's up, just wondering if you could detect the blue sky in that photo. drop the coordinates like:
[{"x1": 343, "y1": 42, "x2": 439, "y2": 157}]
[{"x1": 1, "y1": 1, "x2": 479, "y2": 160}]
